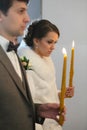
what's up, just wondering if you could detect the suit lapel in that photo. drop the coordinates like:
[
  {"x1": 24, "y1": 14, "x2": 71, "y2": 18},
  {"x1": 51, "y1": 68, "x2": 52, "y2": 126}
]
[
  {"x1": 0, "y1": 46, "x2": 29, "y2": 102},
  {"x1": 18, "y1": 57, "x2": 33, "y2": 103}
]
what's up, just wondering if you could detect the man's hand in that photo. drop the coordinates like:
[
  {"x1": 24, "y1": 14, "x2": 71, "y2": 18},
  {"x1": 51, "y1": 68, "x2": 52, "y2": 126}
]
[{"x1": 37, "y1": 103, "x2": 66, "y2": 124}]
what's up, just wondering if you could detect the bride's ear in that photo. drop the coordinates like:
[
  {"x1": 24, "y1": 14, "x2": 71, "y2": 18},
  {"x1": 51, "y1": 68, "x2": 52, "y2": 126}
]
[{"x1": 33, "y1": 38, "x2": 39, "y2": 46}]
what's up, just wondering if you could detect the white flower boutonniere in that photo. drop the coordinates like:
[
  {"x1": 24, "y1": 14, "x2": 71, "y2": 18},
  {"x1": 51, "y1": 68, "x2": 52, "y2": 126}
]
[{"x1": 20, "y1": 56, "x2": 33, "y2": 70}]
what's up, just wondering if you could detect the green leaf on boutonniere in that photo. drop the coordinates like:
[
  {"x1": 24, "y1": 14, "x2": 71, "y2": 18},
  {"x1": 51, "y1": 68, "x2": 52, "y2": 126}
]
[{"x1": 20, "y1": 56, "x2": 33, "y2": 70}]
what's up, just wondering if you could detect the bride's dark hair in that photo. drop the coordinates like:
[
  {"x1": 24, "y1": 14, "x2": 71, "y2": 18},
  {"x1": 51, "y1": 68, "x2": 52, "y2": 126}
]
[{"x1": 24, "y1": 19, "x2": 60, "y2": 47}]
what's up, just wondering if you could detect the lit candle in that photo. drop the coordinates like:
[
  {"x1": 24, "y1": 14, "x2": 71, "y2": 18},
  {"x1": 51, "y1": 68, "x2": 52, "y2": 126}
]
[
  {"x1": 59, "y1": 48, "x2": 67, "y2": 126},
  {"x1": 69, "y1": 40, "x2": 75, "y2": 87}
]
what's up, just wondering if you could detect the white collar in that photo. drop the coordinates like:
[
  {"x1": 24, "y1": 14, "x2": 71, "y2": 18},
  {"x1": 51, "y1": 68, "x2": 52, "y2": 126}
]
[{"x1": 0, "y1": 35, "x2": 9, "y2": 52}]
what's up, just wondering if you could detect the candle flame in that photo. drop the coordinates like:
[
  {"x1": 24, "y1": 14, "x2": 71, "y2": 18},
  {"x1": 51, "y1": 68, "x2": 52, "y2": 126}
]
[
  {"x1": 72, "y1": 40, "x2": 75, "y2": 48},
  {"x1": 62, "y1": 48, "x2": 67, "y2": 55}
]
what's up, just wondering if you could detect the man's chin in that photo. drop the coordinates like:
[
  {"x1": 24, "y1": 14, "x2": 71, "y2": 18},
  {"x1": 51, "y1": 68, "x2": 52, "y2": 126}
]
[{"x1": 18, "y1": 31, "x2": 24, "y2": 37}]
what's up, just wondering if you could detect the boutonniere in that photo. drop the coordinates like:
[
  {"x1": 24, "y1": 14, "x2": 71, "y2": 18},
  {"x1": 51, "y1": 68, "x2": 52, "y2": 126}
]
[{"x1": 20, "y1": 56, "x2": 33, "y2": 70}]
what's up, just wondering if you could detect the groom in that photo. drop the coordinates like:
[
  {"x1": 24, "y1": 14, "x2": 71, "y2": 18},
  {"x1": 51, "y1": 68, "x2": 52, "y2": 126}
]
[{"x1": 0, "y1": 0, "x2": 65, "y2": 130}]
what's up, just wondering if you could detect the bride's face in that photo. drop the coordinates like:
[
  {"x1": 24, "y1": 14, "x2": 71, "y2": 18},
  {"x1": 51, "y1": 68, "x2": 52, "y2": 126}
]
[{"x1": 34, "y1": 31, "x2": 58, "y2": 57}]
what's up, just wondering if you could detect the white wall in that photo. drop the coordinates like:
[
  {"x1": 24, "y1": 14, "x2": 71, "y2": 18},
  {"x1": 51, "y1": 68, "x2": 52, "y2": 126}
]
[
  {"x1": 28, "y1": 0, "x2": 42, "y2": 20},
  {"x1": 42, "y1": 0, "x2": 87, "y2": 130}
]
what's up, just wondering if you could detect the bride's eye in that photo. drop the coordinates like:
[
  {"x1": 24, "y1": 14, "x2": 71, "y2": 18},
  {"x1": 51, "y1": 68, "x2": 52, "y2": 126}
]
[{"x1": 47, "y1": 41, "x2": 53, "y2": 44}]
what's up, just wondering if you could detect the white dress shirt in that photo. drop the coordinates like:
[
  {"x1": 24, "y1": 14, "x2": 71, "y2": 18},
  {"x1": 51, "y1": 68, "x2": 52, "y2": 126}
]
[{"x1": 0, "y1": 35, "x2": 22, "y2": 80}]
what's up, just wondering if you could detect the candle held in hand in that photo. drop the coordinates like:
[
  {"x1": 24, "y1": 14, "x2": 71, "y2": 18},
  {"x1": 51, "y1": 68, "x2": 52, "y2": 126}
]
[
  {"x1": 69, "y1": 40, "x2": 75, "y2": 87},
  {"x1": 59, "y1": 48, "x2": 67, "y2": 126}
]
